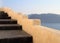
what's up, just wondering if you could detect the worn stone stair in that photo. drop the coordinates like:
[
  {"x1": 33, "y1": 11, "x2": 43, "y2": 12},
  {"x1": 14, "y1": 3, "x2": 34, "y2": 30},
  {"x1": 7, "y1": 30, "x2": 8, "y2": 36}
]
[
  {"x1": 0, "y1": 24, "x2": 22, "y2": 30},
  {"x1": 0, "y1": 19, "x2": 17, "y2": 24},
  {"x1": 0, "y1": 16, "x2": 11, "y2": 19},
  {"x1": 0, "y1": 11, "x2": 11, "y2": 19},
  {"x1": 0, "y1": 11, "x2": 32, "y2": 43}
]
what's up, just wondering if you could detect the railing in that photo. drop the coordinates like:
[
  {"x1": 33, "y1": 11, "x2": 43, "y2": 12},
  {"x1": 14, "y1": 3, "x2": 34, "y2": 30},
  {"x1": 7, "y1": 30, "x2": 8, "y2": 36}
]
[{"x1": 1, "y1": 7, "x2": 60, "y2": 43}]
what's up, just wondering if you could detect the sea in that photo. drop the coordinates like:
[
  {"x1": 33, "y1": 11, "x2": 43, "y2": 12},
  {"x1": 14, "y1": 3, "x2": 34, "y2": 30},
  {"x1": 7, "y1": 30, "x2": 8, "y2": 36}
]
[{"x1": 41, "y1": 23, "x2": 60, "y2": 30}]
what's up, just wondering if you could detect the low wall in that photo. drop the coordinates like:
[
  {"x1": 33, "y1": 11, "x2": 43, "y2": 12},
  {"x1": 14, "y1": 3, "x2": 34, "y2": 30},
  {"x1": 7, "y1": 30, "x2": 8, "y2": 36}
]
[
  {"x1": 2, "y1": 7, "x2": 60, "y2": 43},
  {"x1": 22, "y1": 19, "x2": 60, "y2": 43}
]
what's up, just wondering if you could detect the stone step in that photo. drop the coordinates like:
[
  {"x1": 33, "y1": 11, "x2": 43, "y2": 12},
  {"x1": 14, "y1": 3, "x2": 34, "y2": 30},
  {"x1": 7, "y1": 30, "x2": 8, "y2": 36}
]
[
  {"x1": 0, "y1": 11, "x2": 11, "y2": 19},
  {"x1": 0, "y1": 11, "x2": 8, "y2": 17},
  {"x1": 0, "y1": 17, "x2": 11, "y2": 19},
  {"x1": 0, "y1": 19, "x2": 17, "y2": 24},
  {"x1": 0, "y1": 30, "x2": 32, "y2": 43},
  {"x1": 0, "y1": 24, "x2": 22, "y2": 30}
]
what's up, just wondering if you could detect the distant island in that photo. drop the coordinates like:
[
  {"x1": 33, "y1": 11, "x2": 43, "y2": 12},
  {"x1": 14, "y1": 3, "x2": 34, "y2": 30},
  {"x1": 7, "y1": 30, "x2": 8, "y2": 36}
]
[{"x1": 28, "y1": 13, "x2": 60, "y2": 23}]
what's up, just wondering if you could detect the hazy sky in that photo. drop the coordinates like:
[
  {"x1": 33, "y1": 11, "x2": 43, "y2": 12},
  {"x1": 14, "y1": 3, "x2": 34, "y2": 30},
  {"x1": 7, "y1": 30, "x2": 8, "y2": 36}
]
[{"x1": 1, "y1": 0, "x2": 60, "y2": 14}]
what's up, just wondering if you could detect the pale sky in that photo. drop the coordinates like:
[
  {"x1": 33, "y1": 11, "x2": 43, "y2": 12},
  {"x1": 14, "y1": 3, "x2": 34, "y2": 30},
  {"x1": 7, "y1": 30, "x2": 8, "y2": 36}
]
[{"x1": 1, "y1": 0, "x2": 60, "y2": 14}]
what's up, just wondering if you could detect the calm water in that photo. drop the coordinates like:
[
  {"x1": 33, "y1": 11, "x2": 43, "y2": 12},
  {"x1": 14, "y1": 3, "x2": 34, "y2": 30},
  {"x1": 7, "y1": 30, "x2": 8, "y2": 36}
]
[{"x1": 42, "y1": 23, "x2": 60, "y2": 30}]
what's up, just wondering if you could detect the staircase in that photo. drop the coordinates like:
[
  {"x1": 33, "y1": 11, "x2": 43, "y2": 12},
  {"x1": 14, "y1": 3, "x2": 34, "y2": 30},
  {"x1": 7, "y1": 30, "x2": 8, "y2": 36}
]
[{"x1": 0, "y1": 11, "x2": 32, "y2": 43}]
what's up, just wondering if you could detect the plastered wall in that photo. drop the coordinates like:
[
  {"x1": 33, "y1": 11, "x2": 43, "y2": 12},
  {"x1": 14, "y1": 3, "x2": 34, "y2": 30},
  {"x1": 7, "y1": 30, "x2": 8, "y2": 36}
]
[{"x1": 2, "y1": 7, "x2": 60, "y2": 43}]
